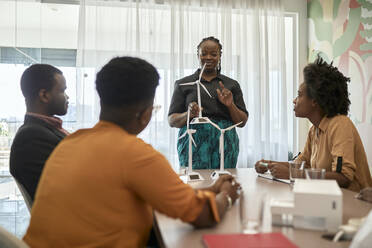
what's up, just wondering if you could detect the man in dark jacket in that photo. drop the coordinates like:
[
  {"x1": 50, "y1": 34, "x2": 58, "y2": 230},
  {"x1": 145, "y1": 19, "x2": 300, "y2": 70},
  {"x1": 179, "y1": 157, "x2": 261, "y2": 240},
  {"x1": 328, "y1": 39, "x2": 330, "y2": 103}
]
[{"x1": 10, "y1": 64, "x2": 69, "y2": 201}]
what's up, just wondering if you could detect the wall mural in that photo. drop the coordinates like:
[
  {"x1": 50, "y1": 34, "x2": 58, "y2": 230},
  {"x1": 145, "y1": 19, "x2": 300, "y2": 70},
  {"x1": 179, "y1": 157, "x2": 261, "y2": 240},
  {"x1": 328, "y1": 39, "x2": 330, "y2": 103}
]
[{"x1": 308, "y1": 0, "x2": 372, "y2": 169}]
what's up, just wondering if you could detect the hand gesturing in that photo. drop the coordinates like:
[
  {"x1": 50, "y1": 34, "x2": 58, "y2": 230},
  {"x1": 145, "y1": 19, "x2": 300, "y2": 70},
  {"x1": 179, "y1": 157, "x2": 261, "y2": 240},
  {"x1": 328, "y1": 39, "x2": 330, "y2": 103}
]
[{"x1": 216, "y1": 81, "x2": 233, "y2": 107}]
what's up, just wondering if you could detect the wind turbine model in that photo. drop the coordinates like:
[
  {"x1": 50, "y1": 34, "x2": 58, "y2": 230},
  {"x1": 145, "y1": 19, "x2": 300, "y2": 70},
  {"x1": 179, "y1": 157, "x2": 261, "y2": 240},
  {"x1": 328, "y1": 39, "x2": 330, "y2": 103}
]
[
  {"x1": 207, "y1": 120, "x2": 243, "y2": 180},
  {"x1": 179, "y1": 63, "x2": 212, "y2": 124},
  {"x1": 178, "y1": 107, "x2": 204, "y2": 181}
]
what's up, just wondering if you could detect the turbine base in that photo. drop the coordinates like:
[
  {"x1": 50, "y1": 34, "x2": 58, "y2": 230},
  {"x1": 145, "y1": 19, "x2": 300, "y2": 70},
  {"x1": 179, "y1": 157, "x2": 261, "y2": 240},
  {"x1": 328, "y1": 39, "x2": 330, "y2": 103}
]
[
  {"x1": 187, "y1": 171, "x2": 204, "y2": 181},
  {"x1": 190, "y1": 117, "x2": 211, "y2": 124},
  {"x1": 210, "y1": 170, "x2": 231, "y2": 180}
]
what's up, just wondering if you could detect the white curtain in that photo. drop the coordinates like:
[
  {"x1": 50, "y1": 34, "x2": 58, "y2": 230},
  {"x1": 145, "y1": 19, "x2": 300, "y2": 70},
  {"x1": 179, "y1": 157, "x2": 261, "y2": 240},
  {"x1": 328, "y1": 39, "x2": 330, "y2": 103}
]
[{"x1": 76, "y1": 0, "x2": 289, "y2": 169}]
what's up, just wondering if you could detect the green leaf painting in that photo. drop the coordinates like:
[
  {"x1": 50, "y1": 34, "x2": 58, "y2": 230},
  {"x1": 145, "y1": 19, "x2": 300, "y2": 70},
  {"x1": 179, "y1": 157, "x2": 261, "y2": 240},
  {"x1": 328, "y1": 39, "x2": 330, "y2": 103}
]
[
  {"x1": 308, "y1": 0, "x2": 332, "y2": 43},
  {"x1": 333, "y1": 0, "x2": 342, "y2": 19},
  {"x1": 333, "y1": 7, "x2": 361, "y2": 58},
  {"x1": 357, "y1": 0, "x2": 372, "y2": 10},
  {"x1": 309, "y1": 50, "x2": 330, "y2": 63},
  {"x1": 308, "y1": 0, "x2": 372, "y2": 124},
  {"x1": 361, "y1": 17, "x2": 372, "y2": 25},
  {"x1": 358, "y1": 0, "x2": 372, "y2": 60}
]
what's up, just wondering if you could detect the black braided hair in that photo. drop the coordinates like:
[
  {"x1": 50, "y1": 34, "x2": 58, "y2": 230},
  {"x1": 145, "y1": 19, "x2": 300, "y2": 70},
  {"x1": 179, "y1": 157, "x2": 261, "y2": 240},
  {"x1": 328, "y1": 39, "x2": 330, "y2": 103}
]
[{"x1": 197, "y1": 36, "x2": 222, "y2": 73}]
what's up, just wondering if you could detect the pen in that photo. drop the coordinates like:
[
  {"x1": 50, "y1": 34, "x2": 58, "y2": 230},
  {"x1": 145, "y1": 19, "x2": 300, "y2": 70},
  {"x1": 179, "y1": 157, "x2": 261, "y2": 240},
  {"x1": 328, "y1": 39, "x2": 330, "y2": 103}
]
[{"x1": 292, "y1": 152, "x2": 301, "y2": 160}]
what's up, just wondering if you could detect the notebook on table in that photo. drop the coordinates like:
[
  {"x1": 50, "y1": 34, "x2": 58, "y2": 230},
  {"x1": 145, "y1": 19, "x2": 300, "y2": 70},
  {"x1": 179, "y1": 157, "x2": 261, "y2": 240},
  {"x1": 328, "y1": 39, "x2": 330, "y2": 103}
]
[
  {"x1": 203, "y1": 232, "x2": 298, "y2": 248},
  {"x1": 257, "y1": 172, "x2": 291, "y2": 184}
]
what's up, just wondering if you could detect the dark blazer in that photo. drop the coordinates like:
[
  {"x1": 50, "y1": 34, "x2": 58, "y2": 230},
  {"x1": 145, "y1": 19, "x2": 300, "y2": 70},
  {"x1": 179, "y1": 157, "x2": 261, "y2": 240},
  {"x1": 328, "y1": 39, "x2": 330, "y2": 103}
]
[{"x1": 10, "y1": 115, "x2": 66, "y2": 201}]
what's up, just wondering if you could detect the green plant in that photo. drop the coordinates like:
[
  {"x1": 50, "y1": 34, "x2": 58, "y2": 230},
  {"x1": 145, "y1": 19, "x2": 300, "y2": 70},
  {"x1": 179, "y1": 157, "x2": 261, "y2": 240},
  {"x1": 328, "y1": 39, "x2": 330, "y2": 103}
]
[{"x1": 0, "y1": 121, "x2": 9, "y2": 137}]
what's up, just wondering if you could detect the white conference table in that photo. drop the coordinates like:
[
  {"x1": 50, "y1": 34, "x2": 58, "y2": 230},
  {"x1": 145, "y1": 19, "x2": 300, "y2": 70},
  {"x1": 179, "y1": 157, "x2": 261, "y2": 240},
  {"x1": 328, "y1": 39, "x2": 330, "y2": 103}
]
[{"x1": 154, "y1": 168, "x2": 372, "y2": 248}]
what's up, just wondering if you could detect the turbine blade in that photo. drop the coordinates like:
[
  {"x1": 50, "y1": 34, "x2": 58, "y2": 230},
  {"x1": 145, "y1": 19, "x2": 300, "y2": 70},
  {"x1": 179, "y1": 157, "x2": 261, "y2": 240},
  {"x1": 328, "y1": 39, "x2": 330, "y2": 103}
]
[
  {"x1": 224, "y1": 121, "x2": 243, "y2": 131},
  {"x1": 180, "y1": 82, "x2": 196, "y2": 86},
  {"x1": 178, "y1": 132, "x2": 186, "y2": 140},
  {"x1": 199, "y1": 63, "x2": 206, "y2": 81},
  {"x1": 207, "y1": 119, "x2": 221, "y2": 130},
  {"x1": 199, "y1": 82, "x2": 212, "y2": 98}
]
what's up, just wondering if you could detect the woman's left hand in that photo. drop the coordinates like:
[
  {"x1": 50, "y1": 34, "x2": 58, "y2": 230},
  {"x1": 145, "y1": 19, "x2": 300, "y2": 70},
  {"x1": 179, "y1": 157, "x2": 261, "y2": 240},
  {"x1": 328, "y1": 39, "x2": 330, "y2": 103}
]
[
  {"x1": 359, "y1": 187, "x2": 372, "y2": 203},
  {"x1": 217, "y1": 81, "x2": 233, "y2": 107},
  {"x1": 269, "y1": 164, "x2": 290, "y2": 179}
]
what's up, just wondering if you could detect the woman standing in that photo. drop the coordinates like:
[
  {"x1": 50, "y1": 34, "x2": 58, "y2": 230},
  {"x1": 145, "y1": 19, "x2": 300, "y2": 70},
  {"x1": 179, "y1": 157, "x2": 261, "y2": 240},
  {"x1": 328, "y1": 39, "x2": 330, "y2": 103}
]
[{"x1": 168, "y1": 37, "x2": 248, "y2": 169}]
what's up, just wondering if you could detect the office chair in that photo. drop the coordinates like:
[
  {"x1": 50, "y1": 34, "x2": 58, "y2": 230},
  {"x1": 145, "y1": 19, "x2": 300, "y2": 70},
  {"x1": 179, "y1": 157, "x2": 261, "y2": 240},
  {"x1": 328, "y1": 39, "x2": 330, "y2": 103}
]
[
  {"x1": 0, "y1": 225, "x2": 29, "y2": 248},
  {"x1": 14, "y1": 179, "x2": 32, "y2": 213}
]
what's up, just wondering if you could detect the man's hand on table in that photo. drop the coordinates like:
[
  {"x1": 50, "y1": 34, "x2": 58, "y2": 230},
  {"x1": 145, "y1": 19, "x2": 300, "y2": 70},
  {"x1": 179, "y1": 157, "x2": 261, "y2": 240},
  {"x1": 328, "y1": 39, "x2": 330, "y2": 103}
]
[
  {"x1": 209, "y1": 175, "x2": 237, "y2": 192},
  {"x1": 209, "y1": 175, "x2": 241, "y2": 204}
]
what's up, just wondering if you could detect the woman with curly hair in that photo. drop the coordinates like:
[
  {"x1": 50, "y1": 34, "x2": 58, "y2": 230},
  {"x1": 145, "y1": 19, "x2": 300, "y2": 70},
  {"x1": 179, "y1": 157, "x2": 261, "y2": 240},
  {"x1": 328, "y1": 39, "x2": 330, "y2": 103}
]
[{"x1": 255, "y1": 56, "x2": 372, "y2": 192}]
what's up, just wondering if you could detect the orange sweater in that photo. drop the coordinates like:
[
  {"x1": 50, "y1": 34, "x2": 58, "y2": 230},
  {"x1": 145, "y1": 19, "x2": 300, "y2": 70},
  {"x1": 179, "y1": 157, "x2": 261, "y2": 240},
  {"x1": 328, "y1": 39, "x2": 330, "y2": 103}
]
[{"x1": 24, "y1": 121, "x2": 218, "y2": 248}]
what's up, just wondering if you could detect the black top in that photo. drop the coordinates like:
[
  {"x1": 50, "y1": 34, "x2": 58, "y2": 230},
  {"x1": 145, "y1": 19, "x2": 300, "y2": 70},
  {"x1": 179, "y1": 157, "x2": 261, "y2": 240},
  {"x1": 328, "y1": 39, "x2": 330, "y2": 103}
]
[
  {"x1": 10, "y1": 115, "x2": 66, "y2": 201},
  {"x1": 168, "y1": 70, "x2": 248, "y2": 121}
]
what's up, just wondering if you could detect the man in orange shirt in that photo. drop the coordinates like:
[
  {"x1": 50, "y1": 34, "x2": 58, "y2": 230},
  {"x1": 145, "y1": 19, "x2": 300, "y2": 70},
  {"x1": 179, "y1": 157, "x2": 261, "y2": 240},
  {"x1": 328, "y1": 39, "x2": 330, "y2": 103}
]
[
  {"x1": 255, "y1": 56, "x2": 372, "y2": 192},
  {"x1": 23, "y1": 57, "x2": 240, "y2": 248}
]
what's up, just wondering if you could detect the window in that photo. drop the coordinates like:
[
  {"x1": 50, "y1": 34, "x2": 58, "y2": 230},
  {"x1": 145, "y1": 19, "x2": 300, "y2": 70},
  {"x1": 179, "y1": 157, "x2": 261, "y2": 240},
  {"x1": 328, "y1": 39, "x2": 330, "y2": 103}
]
[
  {"x1": 0, "y1": 1, "x2": 299, "y2": 168},
  {"x1": 285, "y1": 13, "x2": 298, "y2": 158}
]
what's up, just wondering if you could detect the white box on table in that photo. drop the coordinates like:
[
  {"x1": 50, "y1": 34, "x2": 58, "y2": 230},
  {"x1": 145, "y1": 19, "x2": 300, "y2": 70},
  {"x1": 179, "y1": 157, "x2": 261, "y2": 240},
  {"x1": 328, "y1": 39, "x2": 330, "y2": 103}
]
[{"x1": 271, "y1": 179, "x2": 342, "y2": 233}]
